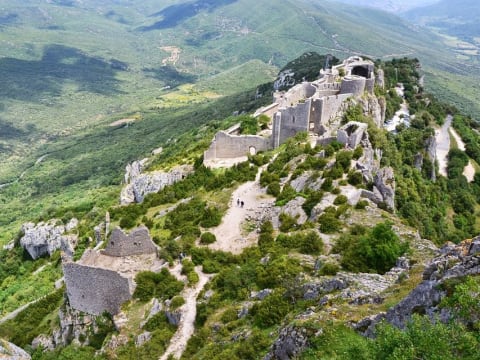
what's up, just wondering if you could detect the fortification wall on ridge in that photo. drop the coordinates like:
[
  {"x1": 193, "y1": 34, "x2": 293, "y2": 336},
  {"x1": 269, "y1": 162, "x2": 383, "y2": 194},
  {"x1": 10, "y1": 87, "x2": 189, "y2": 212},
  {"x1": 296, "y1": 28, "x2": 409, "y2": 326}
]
[
  {"x1": 102, "y1": 226, "x2": 157, "y2": 257},
  {"x1": 204, "y1": 131, "x2": 271, "y2": 160},
  {"x1": 273, "y1": 100, "x2": 311, "y2": 147},
  {"x1": 63, "y1": 262, "x2": 132, "y2": 315}
]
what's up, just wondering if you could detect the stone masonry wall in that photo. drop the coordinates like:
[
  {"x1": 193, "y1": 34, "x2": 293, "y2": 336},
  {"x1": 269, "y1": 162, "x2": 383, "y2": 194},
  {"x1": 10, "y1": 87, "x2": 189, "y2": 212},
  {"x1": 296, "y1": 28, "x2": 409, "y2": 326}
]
[
  {"x1": 63, "y1": 262, "x2": 132, "y2": 315},
  {"x1": 314, "y1": 94, "x2": 351, "y2": 133},
  {"x1": 273, "y1": 100, "x2": 311, "y2": 147},
  {"x1": 203, "y1": 131, "x2": 271, "y2": 160},
  {"x1": 102, "y1": 226, "x2": 157, "y2": 257}
]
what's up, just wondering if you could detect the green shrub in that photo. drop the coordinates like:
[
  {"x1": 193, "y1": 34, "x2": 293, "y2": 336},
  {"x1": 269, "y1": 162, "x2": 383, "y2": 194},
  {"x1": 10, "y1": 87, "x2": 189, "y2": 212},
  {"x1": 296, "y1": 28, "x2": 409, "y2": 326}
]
[
  {"x1": 334, "y1": 195, "x2": 348, "y2": 205},
  {"x1": 318, "y1": 213, "x2": 342, "y2": 233},
  {"x1": 170, "y1": 296, "x2": 185, "y2": 309},
  {"x1": 187, "y1": 271, "x2": 199, "y2": 285},
  {"x1": 258, "y1": 221, "x2": 274, "y2": 254},
  {"x1": 302, "y1": 190, "x2": 323, "y2": 217},
  {"x1": 355, "y1": 200, "x2": 369, "y2": 210},
  {"x1": 252, "y1": 292, "x2": 291, "y2": 328},
  {"x1": 348, "y1": 171, "x2": 363, "y2": 186},
  {"x1": 279, "y1": 213, "x2": 298, "y2": 232},
  {"x1": 334, "y1": 222, "x2": 407, "y2": 274},
  {"x1": 134, "y1": 269, "x2": 184, "y2": 302},
  {"x1": 220, "y1": 308, "x2": 238, "y2": 324},
  {"x1": 267, "y1": 182, "x2": 281, "y2": 196},
  {"x1": 200, "y1": 232, "x2": 216, "y2": 244},
  {"x1": 352, "y1": 146, "x2": 363, "y2": 160},
  {"x1": 319, "y1": 262, "x2": 340, "y2": 276}
]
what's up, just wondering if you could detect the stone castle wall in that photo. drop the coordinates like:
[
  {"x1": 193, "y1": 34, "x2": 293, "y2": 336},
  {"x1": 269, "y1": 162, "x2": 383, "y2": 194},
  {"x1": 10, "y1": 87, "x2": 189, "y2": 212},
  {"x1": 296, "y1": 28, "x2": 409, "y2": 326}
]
[
  {"x1": 102, "y1": 226, "x2": 157, "y2": 257},
  {"x1": 254, "y1": 103, "x2": 280, "y2": 119},
  {"x1": 204, "y1": 131, "x2": 271, "y2": 160},
  {"x1": 340, "y1": 75, "x2": 366, "y2": 96},
  {"x1": 276, "y1": 82, "x2": 316, "y2": 108},
  {"x1": 63, "y1": 262, "x2": 132, "y2": 315},
  {"x1": 273, "y1": 100, "x2": 311, "y2": 147},
  {"x1": 313, "y1": 94, "x2": 352, "y2": 133}
]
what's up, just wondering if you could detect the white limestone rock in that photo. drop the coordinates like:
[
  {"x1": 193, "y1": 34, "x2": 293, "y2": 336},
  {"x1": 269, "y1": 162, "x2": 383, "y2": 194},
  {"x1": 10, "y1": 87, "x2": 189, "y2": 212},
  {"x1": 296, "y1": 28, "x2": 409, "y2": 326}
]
[
  {"x1": 19, "y1": 219, "x2": 78, "y2": 260},
  {"x1": 120, "y1": 162, "x2": 193, "y2": 204},
  {"x1": 0, "y1": 339, "x2": 31, "y2": 359}
]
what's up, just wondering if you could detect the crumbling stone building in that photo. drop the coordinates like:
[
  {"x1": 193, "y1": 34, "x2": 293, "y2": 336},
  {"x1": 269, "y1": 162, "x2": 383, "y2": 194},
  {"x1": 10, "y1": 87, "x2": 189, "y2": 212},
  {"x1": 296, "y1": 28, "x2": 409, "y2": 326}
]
[
  {"x1": 63, "y1": 226, "x2": 161, "y2": 315},
  {"x1": 204, "y1": 56, "x2": 383, "y2": 164}
]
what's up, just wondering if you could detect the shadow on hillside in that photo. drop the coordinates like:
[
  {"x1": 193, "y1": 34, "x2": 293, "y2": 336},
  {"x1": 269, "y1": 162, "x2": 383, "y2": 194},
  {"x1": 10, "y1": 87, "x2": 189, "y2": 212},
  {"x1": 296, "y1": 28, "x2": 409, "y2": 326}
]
[
  {"x1": 143, "y1": 66, "x2": 197, "y2": 87},
  {"x1": 138, "y1": 0, "x2": 237, "y2": 31},
  {"x1": 0, "y1": 119, "x2": 29, "y2": 140},
  {"x1": 0, "y1": 44, "x2": 127, "y2": 102}
]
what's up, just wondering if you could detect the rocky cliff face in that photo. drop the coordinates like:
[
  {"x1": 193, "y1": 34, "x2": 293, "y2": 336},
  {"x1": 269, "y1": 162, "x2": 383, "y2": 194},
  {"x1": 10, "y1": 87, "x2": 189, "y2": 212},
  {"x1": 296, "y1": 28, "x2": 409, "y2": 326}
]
[
  {"x1": 32, "y1": 305, "x2": 113, "y2": 351},
  {"x1": 356, "y1": 236, "x2": 480, "y2": 336},
  {"x1": 120, "y1": 160, "x2": 193, "y2": 204},
  {"x1": 19, "y1": 219, "x2": 78, "y2": 260},
  {"x1": 0, "y1": 339, "x2": 31, "y2": 359}
]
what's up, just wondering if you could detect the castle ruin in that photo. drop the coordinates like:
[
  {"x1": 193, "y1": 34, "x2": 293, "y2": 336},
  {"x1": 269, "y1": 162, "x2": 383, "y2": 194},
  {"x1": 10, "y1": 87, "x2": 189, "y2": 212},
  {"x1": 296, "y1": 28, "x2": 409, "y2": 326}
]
[
  {"x1": 63, "y1": 226, "x2": 161, "y2": 315},
  {"x1": 204, "y1": 56, "x2": 383, "y2": 164}
]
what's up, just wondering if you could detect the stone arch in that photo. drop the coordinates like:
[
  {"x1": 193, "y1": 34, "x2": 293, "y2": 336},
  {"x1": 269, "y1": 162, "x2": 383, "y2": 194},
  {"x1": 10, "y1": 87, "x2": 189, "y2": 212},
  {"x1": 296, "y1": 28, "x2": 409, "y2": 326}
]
[{"x1": 352, "y1": 66, "x2": 369, "y2": 78}]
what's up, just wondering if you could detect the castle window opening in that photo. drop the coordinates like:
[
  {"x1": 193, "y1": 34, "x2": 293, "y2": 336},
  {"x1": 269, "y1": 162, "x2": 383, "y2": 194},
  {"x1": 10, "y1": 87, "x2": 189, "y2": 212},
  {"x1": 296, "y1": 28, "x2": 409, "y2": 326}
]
[
  {"x1": 111, "y1": 241, "x2": 114, "y2": 246},
  {"x1": 292, "y1": 116, "x2": 295, "y2": 123},
  {"x1": 352, "y1": 66, "x2": 369, "y2": 78}
]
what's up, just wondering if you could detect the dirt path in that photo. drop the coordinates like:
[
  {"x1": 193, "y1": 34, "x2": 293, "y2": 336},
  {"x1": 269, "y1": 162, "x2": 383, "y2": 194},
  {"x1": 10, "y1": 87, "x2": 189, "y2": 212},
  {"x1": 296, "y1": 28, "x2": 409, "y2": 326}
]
[
  {"x1": 436, "y1": 115, "x2": 475, "y2": 181},
  {"x1": 450, "y1": 127, "x2": 476, "y2": 182},
  {"x1": 208, "y1": 169, "x2": 274, "y2": 254},
  {"x1": 160, "y1": 266, "x2": 212, "y2": 360},
  {"x1": 436, "y1": 115, "x2": 452, "y2": 177}
]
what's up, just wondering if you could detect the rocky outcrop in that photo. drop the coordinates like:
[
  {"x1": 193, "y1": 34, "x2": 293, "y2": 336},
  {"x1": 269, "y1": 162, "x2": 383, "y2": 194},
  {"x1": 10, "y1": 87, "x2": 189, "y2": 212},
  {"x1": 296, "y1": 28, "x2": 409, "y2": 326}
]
[
  {"x1": 361, "y1": 167, "x2": 395, "y2": 211},
  {"x1": 264, "y1": 326, "x2": 309, "y2": 360},
  {"x1": 20, "y1": 219, "x2": 78, "y2": 260},
  {"x1": 0, "y1": 339, "x2": 31, "y2": 359},
  {"x1": 303, "y1": 257, "x2": 410, "y2": 305},
  {"x1": 120, "y1": 160, "x2": 193, "y2": 204},
  {"x1": 32, "y1": 305, "x2": 113, "y2": 350},
  {"x1": 280, "y1": 197, "x2": 308, "y2": 225},
  {"x1": 356, "y1": 236, "x2": 480, "y2": 336},
  {"x1": 373, "y1": 167, "x2": 395, "y2": 210}
]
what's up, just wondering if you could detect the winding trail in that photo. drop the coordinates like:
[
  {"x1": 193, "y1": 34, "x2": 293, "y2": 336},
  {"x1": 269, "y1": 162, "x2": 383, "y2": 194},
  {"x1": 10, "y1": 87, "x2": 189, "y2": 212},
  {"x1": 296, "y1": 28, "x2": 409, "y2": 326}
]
[
  {"x1": 436, "y1": 115, "x2": 452, "y2": 177},
  {"x1": 435, "y1": 115, "x2": 475, "y2": 181},
  {"x1": 160, "y1": 266, "x2": 212, "y2": 360}
]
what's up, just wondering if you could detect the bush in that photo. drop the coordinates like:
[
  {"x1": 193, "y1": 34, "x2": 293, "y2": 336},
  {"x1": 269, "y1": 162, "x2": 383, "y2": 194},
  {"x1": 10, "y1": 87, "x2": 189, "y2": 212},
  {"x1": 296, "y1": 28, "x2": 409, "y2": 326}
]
[
  {"x1": 170, "y1": 296, "x2": 185, "y2": 309},
  {"x1": 348, "y1": 171, "x2": 363, "y2": 186},
  {"x1": 134, "y1": 269, "x2": 184, "y2": 302},
  {"x1": 220, "y1": 308, "x2": 238, "y2": 324},
  {"x1": 318, "y1": 213, "x2": 342, "y2": 233},
  {"x1": 318, "y1": 262, "x2": 340, "y2": 276},
  {"x1": 200, "y1": 232, "x2": 216, "y2": 244},
  {"x1": 333, "y1": 195, "x2": 348, "y2": 205},
  {"x1": 334, "y1": 222, "x2": 407, "y2": 274},
  {"x1": 279, "y1": 213, "x2": 298, "y2": 232},
  {"x1": 355, "y1": 200, "x2": 369, "y2": 210},
  {"x1": 252, "y1": 292, "x2": 291, "y2": 328}
]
